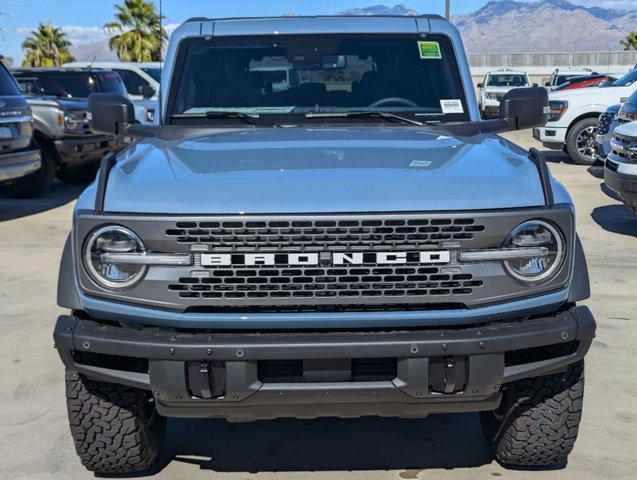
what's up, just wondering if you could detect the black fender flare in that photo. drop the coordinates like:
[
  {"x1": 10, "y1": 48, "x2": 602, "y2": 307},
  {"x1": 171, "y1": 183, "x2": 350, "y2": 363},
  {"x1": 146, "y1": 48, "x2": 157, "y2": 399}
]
[
  {"x1": 567, "y1": 234, "x2": 591, "y2": 303},
  {"x1": 58, "y1": 234, "x2": 82, "y2": 310}
]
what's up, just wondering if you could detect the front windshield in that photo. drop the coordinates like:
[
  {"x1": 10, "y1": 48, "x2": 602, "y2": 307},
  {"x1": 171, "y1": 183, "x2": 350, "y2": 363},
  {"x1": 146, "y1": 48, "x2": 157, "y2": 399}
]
[
  {"x1": 169, "y1": 34, "x2": 470, "y2": 124},
  {"x1": 611, "y1": 69, "x2": 637, "y2": 87},
  {"x1": 487, "y1": 74, "x2": 528, "y2": 87},
  {"x1": 141, "y1": 67, "x2": 161, "y2": 83}
]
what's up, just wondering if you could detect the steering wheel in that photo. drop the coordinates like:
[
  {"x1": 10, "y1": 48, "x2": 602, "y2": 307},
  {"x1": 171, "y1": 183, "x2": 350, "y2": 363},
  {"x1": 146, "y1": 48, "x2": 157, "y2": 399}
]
[{"x1": 369, "y1": 97, "x2": 418, "y2": 108}]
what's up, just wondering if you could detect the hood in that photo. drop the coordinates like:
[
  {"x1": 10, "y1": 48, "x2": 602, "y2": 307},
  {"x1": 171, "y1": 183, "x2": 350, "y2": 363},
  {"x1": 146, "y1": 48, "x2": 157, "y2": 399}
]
[
  {"x1": 103, "y1": 127, "x2": 546, "y2": 214},
  {"x1": 26, "y1": 96, "x2": 88, "y2": 111},
  {"x1": 549, "y1": 85, "x2": 628, "y2": 102},
  {"x1": 483, "y1": 86, "x2": 522, "y2": 93},
  {"x1": 614, "y1": 121, "x2": 637, "y2": 138}
]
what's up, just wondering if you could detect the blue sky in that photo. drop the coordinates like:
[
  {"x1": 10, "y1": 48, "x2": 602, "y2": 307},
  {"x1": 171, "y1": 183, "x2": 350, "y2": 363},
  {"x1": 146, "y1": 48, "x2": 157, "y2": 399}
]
[{"x1": 0, "y1": 0, "x2": 632, "y2": 63}]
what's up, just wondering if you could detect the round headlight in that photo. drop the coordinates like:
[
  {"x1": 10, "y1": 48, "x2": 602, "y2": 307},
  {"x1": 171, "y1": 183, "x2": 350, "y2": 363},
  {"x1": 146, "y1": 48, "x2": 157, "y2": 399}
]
[
  {"x1": 503, "y1": 221, "x2": 565, "y2": 284},
  {"x1": 83, "y1": 226, "x2": 147, "y2": 290},
  {"x1": 64, "y1": 111, "x2": 87, "y2": 131}
]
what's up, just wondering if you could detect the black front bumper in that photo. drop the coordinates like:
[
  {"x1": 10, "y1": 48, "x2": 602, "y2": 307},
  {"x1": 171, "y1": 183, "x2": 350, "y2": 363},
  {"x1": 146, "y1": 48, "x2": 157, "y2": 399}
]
[
  {"x1": 54, "y1": 306, "x2": 596, "y2": 421},
  {"x1": 605, "y1": 160, "x2": 637, "y2": 212},
  {"x1": 53, "y1": 135, "x2": 122, "y2": 166}
]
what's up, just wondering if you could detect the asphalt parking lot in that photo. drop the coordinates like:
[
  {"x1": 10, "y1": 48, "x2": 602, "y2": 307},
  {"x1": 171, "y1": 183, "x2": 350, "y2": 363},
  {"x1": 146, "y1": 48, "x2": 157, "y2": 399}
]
[{"x1": 0, "y1": 130, "x2": 635, "y2": 480}]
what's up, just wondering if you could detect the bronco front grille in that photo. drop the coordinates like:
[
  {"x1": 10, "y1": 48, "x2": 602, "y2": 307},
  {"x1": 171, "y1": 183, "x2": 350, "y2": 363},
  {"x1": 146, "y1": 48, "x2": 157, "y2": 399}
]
[
  {"x1": 165, "y1": 218, "x2": 486, "y2": 252},
  {"x1": 75, "y1": 209, "x2": 575, "y2": 313}
]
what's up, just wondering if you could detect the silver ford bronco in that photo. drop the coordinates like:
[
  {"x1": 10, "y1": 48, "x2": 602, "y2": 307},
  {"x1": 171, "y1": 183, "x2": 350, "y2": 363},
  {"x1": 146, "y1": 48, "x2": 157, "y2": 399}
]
[{"x1": 54, "y1": 15, "x2": 596, "y2": 474}]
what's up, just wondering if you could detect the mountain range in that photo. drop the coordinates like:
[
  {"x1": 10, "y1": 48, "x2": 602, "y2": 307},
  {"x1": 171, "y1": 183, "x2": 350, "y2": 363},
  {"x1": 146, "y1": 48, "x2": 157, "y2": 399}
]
[
  {"x1": 339, "y1": 1, "x2": 637, "y2": 52},
  {"x1": 69, "y1": 0, "x2": 637, "y2": 60}
]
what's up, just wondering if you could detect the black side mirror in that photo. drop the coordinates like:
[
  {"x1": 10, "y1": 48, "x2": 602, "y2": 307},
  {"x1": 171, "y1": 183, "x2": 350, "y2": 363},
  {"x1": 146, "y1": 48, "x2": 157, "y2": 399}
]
[
  {"x1": 87, "y1": 93, "x2": 135, "y2": 136},
  {"x1": 544, "y1": 82, "x2": 551, "y2": 87},
  {"x1": 139, "y1": 85, "x2": 156, "y2": 99},
  {"x1": 476, "y1": 82, "x2": 484, "y2": 88},
  {"x1": 499, "y1": 87, "x2": 549, "y2": 130},
  {"x1": 532, "y1": 83, "x2": 538, "y2": 87}
]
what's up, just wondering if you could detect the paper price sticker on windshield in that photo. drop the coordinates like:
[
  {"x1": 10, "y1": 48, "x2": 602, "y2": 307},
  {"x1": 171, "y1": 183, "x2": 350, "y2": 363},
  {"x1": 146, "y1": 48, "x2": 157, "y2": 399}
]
[
  {"x1": 440, "y1": 99, "x2": 464, "y2": 114},
  {"x1": 418, "y1": 41, "x2": 441, "y2": 59}
]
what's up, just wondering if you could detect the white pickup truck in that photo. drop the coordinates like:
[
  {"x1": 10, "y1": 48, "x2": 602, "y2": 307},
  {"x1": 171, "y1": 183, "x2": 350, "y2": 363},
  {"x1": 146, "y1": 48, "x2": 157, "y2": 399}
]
[{"x1": 534, "y1": 69, "x2": 637, "y2": 164}]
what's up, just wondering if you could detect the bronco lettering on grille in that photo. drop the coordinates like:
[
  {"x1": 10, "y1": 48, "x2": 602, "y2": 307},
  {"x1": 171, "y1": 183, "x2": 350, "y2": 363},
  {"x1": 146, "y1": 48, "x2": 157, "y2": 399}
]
[{"x1": 200, "y1": 251, "x2": 451, "y2": 267}]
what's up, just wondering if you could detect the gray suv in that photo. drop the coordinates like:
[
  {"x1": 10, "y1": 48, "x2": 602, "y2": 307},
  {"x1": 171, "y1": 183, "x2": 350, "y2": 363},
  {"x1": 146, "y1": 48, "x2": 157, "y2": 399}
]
[
  {"x1": 54, "y1": 15, "x2": 596, "y2": 474},
  {"x1": 11, "y1": 68, "x2": 125, "y2": 188},
  {"x1": 0, "y1": 61, "x2": 42, "y2": 197}
]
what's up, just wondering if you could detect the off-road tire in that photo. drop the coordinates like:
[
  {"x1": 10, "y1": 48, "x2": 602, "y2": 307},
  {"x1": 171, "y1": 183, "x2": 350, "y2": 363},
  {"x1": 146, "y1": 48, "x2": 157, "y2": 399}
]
[
  {"x1": 1, "y1": 138, "x2": 54, "y2": 198},
  {"x1": 65, "y1": 371, "x2": 166, "y2": 474},
  {"x1": 480, "y1": 360, "x2": 584, "y2": 467},
  {"x1": 565, "y1": 118, "x2": 598, "y2": 165},
  {"x1": 56, "y1": 163, "x2": 99, "y2": 185}
]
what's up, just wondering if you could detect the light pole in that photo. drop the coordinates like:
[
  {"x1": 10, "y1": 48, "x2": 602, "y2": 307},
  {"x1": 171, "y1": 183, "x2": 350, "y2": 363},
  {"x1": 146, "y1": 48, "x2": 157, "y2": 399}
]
[{"x1": 445, "y1": 0, "x2": 451, "y2": 20}]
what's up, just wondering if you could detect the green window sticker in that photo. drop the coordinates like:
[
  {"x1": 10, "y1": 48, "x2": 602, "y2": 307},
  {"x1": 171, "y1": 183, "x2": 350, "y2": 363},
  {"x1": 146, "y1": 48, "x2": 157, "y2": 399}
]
[
  {"x1": 410, "y1": 160, "x2": 432, "y2": 168},
  {"x1": 418, "y1": 41, "x2": 441, "y2": 60}
]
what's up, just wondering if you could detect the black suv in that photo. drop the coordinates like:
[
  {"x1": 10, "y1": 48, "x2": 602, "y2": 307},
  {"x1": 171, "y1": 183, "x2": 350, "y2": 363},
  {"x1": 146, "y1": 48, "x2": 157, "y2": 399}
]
[
  {"x1": 10, "y1": 68, "x2": 126, "y2": 187},
  {"x1": 0, "y1": 61, "x2": 42, "y2": 197}
]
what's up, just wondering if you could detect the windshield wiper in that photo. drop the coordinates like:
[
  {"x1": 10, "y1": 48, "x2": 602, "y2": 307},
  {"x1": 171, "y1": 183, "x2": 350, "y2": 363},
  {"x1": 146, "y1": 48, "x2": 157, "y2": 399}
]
[
  {"x1": 306, "y1": 111, "x2": 425, "y2": 126},
  {"x1": 171, "y1": 111, "x2": 275, "y2": 127}
]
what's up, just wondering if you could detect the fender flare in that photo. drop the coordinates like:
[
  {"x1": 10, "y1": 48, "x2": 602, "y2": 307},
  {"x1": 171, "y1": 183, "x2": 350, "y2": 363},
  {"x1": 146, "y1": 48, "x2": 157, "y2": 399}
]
[
  {"x1": 57, "y1": 234, "x2": 82, "y2": 310},
  {"x1": 567, "y1": 234, "x2": 591, "y2": 303}
]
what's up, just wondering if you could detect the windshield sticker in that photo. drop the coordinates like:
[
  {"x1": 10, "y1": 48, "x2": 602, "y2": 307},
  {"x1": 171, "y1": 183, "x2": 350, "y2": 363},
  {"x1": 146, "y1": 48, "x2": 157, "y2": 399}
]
[
  {"x1": 410, "y1": 160, "x2": 432, "y2": 168},
  {"x1": 440, "y1": 99, "x2": 464, "y2": 114},
  {"x1": 418, "y1": 41, "x2": 441, "y2": 60}
]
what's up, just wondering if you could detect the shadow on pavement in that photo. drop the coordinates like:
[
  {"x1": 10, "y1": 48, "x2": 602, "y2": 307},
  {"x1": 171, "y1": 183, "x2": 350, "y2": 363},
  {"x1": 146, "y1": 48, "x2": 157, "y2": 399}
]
[
  {"x1": 591, "y1": 205, "x2": 637, "y2": 237},
  {"x1": 0, "y1": 181, "x2": 84, "y2": 222},
  {"x1": 150, "y1": 414, "x2": 495, "y2": 474}
]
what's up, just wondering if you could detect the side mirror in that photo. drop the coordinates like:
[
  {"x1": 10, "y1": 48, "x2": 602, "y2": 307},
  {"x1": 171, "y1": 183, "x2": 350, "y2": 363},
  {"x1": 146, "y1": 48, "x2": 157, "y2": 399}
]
[
  {"x1": 499, "y1": 87, "x2": 549, "y2": 130},
  {"x1": 87, "y1": 93, "x2": 135, "y2": 136},
  {"x1": 544, "y1": 82, "x2": 551, "y2": 87},
  {"x1": 139, "y1": 85, "x2": 156, "y2": 99},
  {"x1": 476, "y1": 82, "x2": 484, "y2": 88},
  {"x1": 532, "y1": 83, "x2": 539, "y2": 87}
]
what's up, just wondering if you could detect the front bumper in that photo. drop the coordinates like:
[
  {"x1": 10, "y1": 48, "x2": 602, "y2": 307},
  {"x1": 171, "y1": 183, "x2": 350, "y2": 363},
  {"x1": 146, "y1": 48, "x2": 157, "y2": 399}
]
[
  {"x1": 54, "y1": 305, "x2": 596, "y2": 421},
  {"x1": 533, "y1": 126, "x2": 567, "y2": 148},
  {"x1": 480, "y1": 105, "x2": 499, "y2": 118},
  {"x1": 0, "y1": 147, "x2": 41, "y2": 183},
  {"x1": 605, "y1": 158, "x2": 637, "y2": 213},
  {"x1": 53, "y1": 135, "x2": 122, "y2": 166}
]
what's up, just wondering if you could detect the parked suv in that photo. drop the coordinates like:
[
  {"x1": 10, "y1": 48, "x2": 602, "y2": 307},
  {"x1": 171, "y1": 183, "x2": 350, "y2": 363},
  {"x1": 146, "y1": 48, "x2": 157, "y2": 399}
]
[
  {"x1": 534, "y1": 69, "x2": 637, "y2": 165},
  {"x1": 605, "y1": 120, "x2": 637, "y2": 213},
  {"x1": 0, "y1": 60, "x2": 42, "y2": 197},
  {"x1": 11, "y1": 68, "x2": 125, "y2": 185},
  {"x1": 477, "y1": 69, "x2": 531, "y2": 118},
  {"x1": 65, "y1": 62, "x2": 160, "y2": 124},
  {"x1": 592, "y1": 104, "x2": 622, "y2": 161},
  {"x1": 545, "y1": 67, "x2": 595, "y2": 88},
  {"x1": 54, "y1": 15, "x2": 596, "y2": 474}
]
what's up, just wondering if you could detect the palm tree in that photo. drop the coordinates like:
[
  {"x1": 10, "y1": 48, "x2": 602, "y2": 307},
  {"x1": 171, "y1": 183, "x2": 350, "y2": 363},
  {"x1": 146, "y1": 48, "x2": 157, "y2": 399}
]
[
  {"x1": 105, "y1": 0, "x2": 167, "y2": 62},
  {"x1": 21, "y1": 22, "x2": 75, "y2": 67},
  {"x1": 620, "y1": 33, "x2": 637, "y2": 51}
]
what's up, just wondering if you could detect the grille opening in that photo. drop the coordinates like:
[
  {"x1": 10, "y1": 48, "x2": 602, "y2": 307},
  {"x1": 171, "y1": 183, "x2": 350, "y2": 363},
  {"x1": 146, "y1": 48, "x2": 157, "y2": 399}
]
[
  {"x1": 257, "y1": 358, "x2": 397, "y2": 383},
  {"x1": 505, "y1": 341, "x2": 579, "y2": 367},
  {"x1": 73, "y1": 351, "x2": 148, "y2": 374},
  {"x1": 168, "y1": 266, "x2": 483, "y2": 302},
  {"x1": 184, "y1": 302, "x2": 468, "y2": 314}
]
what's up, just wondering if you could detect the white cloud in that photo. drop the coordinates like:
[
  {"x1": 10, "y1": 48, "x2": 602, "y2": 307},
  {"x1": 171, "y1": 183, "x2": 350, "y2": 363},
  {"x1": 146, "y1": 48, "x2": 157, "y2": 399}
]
[
  {"x1": 10, "y1": 23, "x2": 180, "y2": 44},
  {"x1": 9, "y1": 25, "x2": 109, "y2": 44}
]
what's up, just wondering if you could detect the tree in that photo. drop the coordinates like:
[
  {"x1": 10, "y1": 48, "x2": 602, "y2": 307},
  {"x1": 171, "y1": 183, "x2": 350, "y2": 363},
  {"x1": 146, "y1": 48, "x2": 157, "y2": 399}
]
[
  {"x1": 105, "y1": 0, "x2": 166, "y2": 62},
  {"x1": 620, "y1": 33, "x2": 637, "y2": 51},
  {"x1": 21, "y1": 22, "x2": 75, "y2": 67}
]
